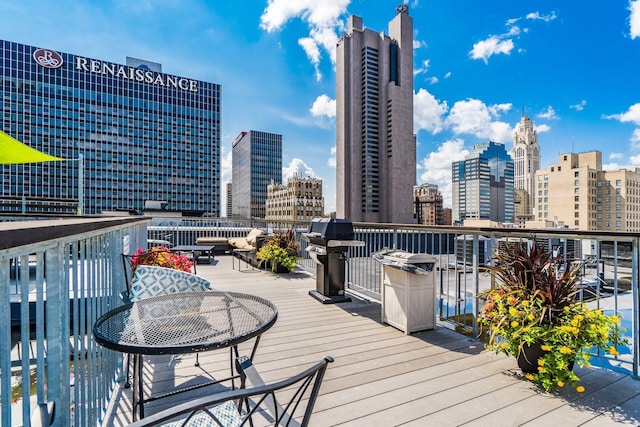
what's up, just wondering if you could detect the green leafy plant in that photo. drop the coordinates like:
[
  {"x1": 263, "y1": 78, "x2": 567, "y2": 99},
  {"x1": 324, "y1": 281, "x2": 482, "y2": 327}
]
[
  {"x1": 478, "y1": 241, "x2": 628, "y2": 392},
  {"x1": 256, "y1": 230, "x2": 299, "y2": 272}
]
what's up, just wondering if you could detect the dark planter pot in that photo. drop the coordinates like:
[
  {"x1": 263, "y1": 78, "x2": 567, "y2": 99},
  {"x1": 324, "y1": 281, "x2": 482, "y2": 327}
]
[
  {"x1": 517, "y1": 342, "x2": 575, "y2": 373},
  {"x1": 272, "y1": 262, "x2": 290, "y2": 273},
  {"x1": 263, "y1": 260, "x2": 291, "y2": 273},
  {"x1": 517, "y1": 342, "x2": 548, "y2": 373}
]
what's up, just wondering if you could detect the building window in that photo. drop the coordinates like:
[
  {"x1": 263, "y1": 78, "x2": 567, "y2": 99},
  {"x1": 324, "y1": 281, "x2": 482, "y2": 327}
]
[
  {"x1": 574, "y1": 171, "x2": 579, "y2": 177},
  {"x1": 574, "y1": 179, "x2": 579, "y2": 186},
  {"x1": 616, "y1": 179, "x2": 622, "y2": 186}
]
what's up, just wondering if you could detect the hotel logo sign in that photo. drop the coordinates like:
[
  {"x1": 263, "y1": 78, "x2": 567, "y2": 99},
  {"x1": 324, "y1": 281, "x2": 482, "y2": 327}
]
[{"x1": 33, "y1": 48, "x2": 64, "y2": 69}]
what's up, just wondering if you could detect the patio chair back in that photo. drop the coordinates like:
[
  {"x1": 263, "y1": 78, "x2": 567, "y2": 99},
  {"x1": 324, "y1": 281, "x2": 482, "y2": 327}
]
[
  {"x1": 129, "y1": 265, "x2": 212, "y2": 302},
  {"x1": 127, "y1": 356, "x2": 334, "y2": 427}
]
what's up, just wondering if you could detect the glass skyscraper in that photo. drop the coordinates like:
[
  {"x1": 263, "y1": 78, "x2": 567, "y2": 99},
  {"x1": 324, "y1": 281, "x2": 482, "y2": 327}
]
[
  {"x1": 452, "y1": 141, "x2": 514, "y2": 224},
  {"x1": 1, "y1": 40, "x2": 220, "y2": 215},
  {"x1": 231, "y1": 130, "x2": 282, "y2": 219}
]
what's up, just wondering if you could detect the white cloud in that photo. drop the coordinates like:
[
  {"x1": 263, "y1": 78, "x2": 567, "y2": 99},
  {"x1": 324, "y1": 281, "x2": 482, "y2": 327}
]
[
  {"x1": 418, "y1": 139, "x2": 469, "y2": 208},
  {"x1": 604, "y1": 104, "x2": 640, "y2": 150},
  {"x1": 298, "y1": 37, "x2": 322, "y2": 81},
  {"x1": 603, "y1": 103, "x2": 640, "y2": 125},
  {"x1": 328, "y1": 146, "x2": 336, "y2": 168},
  {"x1": 310, "y1": 94, "x2": 336, "y2": 118},
  {"x1": 444, "y1": 71, "x2": 452, "y2": 79},
  {"x1": 469, "y1": 35, "x2": 514, "y2": 63},
  {"x1": 537, "y1": 105, "x2": 558, "y2": 120},
  {"x1": 507, "y1": 25, "x2": 521, "y2": 36},
  {"x1": 413, "y1": 39, "x2": 427, "y2": 49},
  {"x1": 472, "y1": 11, "x2": 557, "y2": 64},
  {"x1": 414, "y1": 59, "x2": 430, "y2": 76},
  {"x1": 631, "y1": 128, "x2": 640, "y2": 150},
  {"x1": 428, "y1": 76, "x2": 439, "y2": 85},
  {"x1": 260, "y1": 0, "x2": 349, "y2": 79},
  {"x1": 609, "y1": 152, "x2": 624, "y2": 160},
  {"x1": 283, "y1": 158, "x2": 316, "y2": 180},
  {"x1": 445, "y1": 98, "x2": 513, "y2": 142},
  {"x1": 535, "y1": 124, "x2": 551, "y2": 133},
  {"x1": 570, "y1": 100, "x2": 587, "y2": 111},
  {"x1": 631, "y1": 1, "x2": 640, "y2": 39},
  {"x1": 220, "y1": 146, "x2": 232, "y2": 185},
  {"x1": 413, "y1": 88, "x2": 448, "y2": 134},
  {"x1": 526, "y1": 11, "x2": 558, "y2": 22}
]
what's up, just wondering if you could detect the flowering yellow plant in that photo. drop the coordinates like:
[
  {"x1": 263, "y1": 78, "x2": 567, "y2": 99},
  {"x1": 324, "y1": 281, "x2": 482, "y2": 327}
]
[
  {"x1": 480, "y1": 289, "x2": 628, "y2": 392},
  {"x1": 256, "y1": 230, "x2": 299, "y2": 272},
  {"x1": 478, "y1": 241, "x2": 628, "y2": 392}
]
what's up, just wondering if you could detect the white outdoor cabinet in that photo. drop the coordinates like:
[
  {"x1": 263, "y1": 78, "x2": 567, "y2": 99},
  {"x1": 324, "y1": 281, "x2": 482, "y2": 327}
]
[{"x1": 378, "y1": 251, "x2": 437, "y2": 334}]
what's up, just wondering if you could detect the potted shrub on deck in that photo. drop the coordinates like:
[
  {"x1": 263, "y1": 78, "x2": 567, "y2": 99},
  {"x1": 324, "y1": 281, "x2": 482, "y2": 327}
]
[
  {"x1": 478, "y1": 241, "x2": 628, "y2": 392},
  {"x1": 130, "y1": 246, "x2": 193, "y2": 274},
  {"x1": 256, "y1": 229, "x2": 300, "y2": 273}
]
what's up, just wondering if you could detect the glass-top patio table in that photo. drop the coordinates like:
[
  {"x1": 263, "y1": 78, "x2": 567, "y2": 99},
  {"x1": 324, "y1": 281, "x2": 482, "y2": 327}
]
[{"x1": 93, "y1": 291, "x2": 278, "y2": 420}]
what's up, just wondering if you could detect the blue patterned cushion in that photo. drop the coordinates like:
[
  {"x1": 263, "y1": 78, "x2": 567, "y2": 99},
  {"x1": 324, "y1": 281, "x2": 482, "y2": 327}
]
[
  {"x1": 162, "y1": 401, "x2": 241, "y2": 427},
  {"x1": 130, "y1": 265, "x2": 212, "y2": 302}
]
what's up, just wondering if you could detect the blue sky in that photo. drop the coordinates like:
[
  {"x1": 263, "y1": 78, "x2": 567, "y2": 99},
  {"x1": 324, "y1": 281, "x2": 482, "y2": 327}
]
[{"x1": 2, "y1": 1, "x2": 640, "y2": 213}]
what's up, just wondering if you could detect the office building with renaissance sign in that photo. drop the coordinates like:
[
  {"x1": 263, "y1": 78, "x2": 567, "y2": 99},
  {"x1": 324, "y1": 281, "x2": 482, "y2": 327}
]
[{"x1": 1, "y1": 40, "x2": 221, "y2": 215}]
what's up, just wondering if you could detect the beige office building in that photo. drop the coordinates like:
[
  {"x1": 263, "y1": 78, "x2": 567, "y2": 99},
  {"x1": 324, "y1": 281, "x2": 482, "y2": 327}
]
[
  {"x1": 265, "y1": 176, "x2": 324, "y2": 222},
  {"x1": 336, "y1": 5, "x2": 416, "y2": 223},
  {"x1": 534, "y1": 151, "x2": 640, "y2": 231},
  {"x1": 535, "y1": 151, "x2": 601, "y2": 230},
  {"x1": 413, "y1": 183, "x2": 444, "y2": 225}
]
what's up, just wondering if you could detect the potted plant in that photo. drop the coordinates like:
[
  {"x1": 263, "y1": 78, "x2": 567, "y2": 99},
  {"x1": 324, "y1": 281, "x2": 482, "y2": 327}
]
[
  {"x1": 478, "y1": 241, "x2": 628, "y2": 392},
  {"x1": 130, "y1": 246, "x2": 193, "y2": 274},
  {"x1": 256, "y1": 229, "x2": 300, "y2": 273}
]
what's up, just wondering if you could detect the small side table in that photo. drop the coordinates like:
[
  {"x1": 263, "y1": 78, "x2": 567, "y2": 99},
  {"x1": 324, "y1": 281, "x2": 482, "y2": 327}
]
[{"x1": 232, "y1": 248, "x2": 255, "y2": 271}]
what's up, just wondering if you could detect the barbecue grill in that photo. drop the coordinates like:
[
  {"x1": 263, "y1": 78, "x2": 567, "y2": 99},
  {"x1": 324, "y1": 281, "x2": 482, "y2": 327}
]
[{"x1": 302, "y1": 218, "x2": 364, "y2": 304}]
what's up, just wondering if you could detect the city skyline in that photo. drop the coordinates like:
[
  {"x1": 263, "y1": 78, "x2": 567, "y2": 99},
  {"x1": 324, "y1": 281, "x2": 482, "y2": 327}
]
[{"x1": 2, "y1": 1, "x2": 640, "y2": 213}]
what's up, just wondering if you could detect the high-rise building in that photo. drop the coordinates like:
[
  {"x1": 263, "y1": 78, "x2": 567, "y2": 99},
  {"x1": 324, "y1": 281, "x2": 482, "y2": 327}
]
[
  {"x1": 0, "y1": 40, "x2": 221, "y2": 215},
  {"x1": 452, "y1": 141, "x2": 514, "y2": 224},
  {"x1": 226, "y1": 181, "x2": 232, "y2": 218},
  {"x1": 231, "y1": 130, "x2": 282, "y2": 219},
  {"x1": 336, "y1": 4, "x2": 416, "y2": 223},
  {"x1": 512, "y1": 114, "x2": 540, "y2": 214},
  {"x1": 534, "y1": 151, "x2": 640, "y2": 231},
  {"x1": 413, "y1": 183, "x2": 444, "y2": 225},
  {"x1": 601, "y1": 168, "x2": 640, "y2": 232},
  {"x1": 534, "y1": 151, "x2": 601, "y2": 230},
  {"x1": 265, "y1": 175, "x2": 324, "y2": 221}
]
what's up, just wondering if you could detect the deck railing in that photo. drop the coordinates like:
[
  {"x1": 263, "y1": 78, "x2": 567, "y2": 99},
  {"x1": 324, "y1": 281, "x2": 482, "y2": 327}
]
[
  {"x1": 148, "y1": 218, "x2": 640, "y2": 380},
  {"x1": 0, "y1": 217, "x2": 147, "y2": 427},
  {"x1": 2, "y1": 216, "x2": 638, "y2": 426}
]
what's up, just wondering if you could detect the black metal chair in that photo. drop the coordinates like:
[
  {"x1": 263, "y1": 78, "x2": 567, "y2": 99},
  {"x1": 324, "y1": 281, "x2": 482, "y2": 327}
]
[{"x1": 127, "y1": 356, "x2": 334, "y2": 427}]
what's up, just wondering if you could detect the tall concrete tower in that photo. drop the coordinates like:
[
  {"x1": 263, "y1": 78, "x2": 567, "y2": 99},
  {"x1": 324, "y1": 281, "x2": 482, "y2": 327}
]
[
  {"x1": 336, "y1": 5, "x2": 416, "y2": 223},
  {"x1": 512, "y1": 115, "x2": 540, "y2": 214}
]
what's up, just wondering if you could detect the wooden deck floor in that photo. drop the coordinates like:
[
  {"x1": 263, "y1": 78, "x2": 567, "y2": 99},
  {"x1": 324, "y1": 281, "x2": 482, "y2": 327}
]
[{"x1": 104, "y1": 255, "x2": 640, "y2": 426}]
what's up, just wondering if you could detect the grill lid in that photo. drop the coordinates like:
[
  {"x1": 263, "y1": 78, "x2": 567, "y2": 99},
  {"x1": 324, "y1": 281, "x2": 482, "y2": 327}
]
[{"x1": 302, "y1": 218, "x2": 356, "y2": 245}]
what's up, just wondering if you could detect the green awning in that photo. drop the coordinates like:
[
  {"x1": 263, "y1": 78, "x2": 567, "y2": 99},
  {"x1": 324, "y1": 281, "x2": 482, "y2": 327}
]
[{"x1": 0, "y1": 130, "x2": 64, "y2": 164}]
